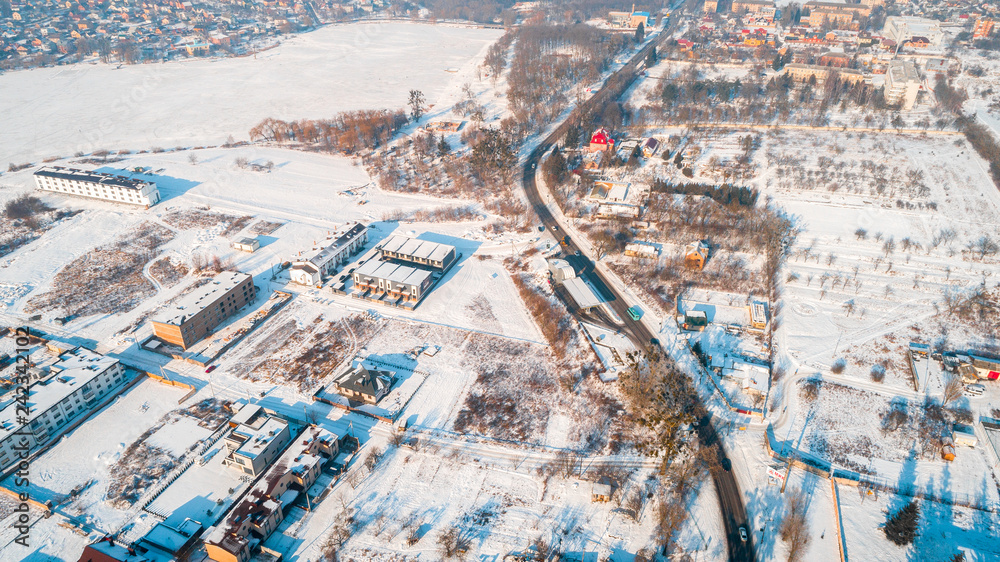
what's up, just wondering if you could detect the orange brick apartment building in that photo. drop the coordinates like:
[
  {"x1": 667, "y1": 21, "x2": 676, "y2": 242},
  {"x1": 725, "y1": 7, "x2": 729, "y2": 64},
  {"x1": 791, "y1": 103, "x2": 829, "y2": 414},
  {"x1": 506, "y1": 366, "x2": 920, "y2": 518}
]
[{"x1": 151, "y1": 271, "x2": 256, "y2": 349}]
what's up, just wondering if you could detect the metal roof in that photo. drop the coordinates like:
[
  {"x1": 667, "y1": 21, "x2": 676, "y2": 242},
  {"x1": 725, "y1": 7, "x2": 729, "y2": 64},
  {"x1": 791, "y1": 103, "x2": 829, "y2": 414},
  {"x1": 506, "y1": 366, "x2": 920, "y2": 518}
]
[
  {"x1": 562, "y1": 277, "x2": 603, "y2": 309},
  {"x1": 34, "y1": 165, "x2": 154, "y2": 191},
  {"x1": 152, "y1": 271, "x2": 251, "y2": 325}
]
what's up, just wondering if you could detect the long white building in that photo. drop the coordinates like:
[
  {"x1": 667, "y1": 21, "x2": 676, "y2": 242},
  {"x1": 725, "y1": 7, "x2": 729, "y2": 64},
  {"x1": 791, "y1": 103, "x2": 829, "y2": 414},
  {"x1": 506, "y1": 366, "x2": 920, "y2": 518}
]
[
  {"x1": 882, "y1": 16, "x2": 945, "y2": 47},
  {"x1": 290, "y1": 223, "x2": 369, "y2": 286},
  {"x1": 0, "y1": 347, "x2": 128, "y2": 471},
  {"x1": 33, "y1": 166, "x2": 161, "y2": 207}
]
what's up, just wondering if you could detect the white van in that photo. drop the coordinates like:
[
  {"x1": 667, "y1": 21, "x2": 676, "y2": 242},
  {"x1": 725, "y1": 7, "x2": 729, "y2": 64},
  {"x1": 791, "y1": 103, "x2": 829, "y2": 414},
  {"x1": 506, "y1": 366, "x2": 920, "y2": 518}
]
[{"x1": 965, "y1": 384, "x2": 985, "y2": 396}]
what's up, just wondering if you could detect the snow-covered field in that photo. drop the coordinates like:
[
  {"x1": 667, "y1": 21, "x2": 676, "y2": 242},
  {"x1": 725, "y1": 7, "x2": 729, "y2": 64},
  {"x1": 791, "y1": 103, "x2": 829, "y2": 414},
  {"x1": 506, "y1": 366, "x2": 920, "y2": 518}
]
[{"x1": 0, "y1": 22, "x2": 502, "y2": 163}]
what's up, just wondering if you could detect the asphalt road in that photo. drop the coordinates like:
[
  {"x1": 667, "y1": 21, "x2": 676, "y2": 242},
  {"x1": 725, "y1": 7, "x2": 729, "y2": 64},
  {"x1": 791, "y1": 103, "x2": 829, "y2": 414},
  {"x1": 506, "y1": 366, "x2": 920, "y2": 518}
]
[{"x1": 518, "y1": 16, "x2": 756, "y2": 561}]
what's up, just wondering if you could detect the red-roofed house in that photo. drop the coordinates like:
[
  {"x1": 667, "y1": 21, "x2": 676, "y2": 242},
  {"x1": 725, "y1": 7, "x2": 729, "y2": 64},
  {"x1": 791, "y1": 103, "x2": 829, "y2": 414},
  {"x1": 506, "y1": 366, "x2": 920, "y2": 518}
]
[{"x1": 589, "y1": 128, "x2": 615, "y2": 152}]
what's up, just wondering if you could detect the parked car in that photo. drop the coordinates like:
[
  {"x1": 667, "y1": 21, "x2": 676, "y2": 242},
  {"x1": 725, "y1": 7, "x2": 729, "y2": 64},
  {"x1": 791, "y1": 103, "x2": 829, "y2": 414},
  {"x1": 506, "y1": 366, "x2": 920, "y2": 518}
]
[{"x1": 205, "y1": 365, "x2": 217, "y2": 373}]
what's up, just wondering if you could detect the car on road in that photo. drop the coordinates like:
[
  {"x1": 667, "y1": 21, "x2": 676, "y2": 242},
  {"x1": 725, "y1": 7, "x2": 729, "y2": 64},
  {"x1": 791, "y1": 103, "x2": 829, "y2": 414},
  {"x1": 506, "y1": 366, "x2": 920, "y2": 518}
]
[
  {"x1": 739, "y1": 527, "x2": 747, "y2": 542},
  {"x1": 626, "y1": 305, "x2": 642, "y2": 321},
  {"x1": 205, "y1": 365, "x2": 217, "y2": 373}
]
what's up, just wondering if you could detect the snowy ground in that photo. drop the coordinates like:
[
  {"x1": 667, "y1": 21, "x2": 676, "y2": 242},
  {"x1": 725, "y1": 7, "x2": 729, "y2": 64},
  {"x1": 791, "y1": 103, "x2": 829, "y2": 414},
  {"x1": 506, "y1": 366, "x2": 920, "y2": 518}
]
[
  {"x1": 0, "y1": 23, "x2": 502, "y2": 163},
  {"x1": 0, "y1": 378, "x2": 189, "y2": 559}
]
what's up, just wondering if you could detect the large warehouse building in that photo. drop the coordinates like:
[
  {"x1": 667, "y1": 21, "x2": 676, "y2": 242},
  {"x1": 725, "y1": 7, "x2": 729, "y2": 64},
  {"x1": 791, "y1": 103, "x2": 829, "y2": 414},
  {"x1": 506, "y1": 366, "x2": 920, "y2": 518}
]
[
  {"x1": 150, "y1": 271, "x2": 256, "y2": 349},
  {"x1": 33, "y1": 166, "x2": 161, "y2": 207}
]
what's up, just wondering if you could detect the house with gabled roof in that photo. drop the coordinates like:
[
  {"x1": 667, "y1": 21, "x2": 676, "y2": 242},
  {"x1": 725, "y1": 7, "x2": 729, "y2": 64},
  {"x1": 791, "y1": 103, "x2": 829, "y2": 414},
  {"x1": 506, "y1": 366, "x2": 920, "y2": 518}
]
[{"x1": 333, "y1": 365, "x2": 396, "y2": 404}]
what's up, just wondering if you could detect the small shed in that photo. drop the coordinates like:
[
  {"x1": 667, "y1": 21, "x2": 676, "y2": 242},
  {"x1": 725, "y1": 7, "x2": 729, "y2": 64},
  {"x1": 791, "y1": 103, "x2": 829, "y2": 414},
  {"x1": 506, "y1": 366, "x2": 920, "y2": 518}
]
[
  {"x1": 641, "y1": 137, "x2": 660, "y2": 158},
  {"x1": 941, "y1": 435, "x2": 956, "y2": 461},
  {"x1": 681, "y1": 310, "x2": 708, "y2": 331},
  {"x1": 591, "y1": 478, "x2": 612, "y2": 502},
  {"x1": 954, "y1": 425, "x2": 978, "y2": 448},
  {"x1": 232, "y1": 237, "x2": 260, "y2": 253}
]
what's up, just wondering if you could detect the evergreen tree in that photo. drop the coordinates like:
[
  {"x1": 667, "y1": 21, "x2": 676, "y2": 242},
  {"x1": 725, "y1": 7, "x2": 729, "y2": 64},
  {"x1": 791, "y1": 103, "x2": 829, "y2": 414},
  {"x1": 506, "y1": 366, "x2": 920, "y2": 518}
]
[
  {"x1": 884, "y1": 500, "x2": 920, "y2": 546},
  {"x1": 437, "y1": 135, "x2": 451, "y2": 156},
  {"x1": 646, "y1": 46, "x2": 657, "y2": 67},
  {"x1": 635, "y1": 22, "x2": 645, "y2": 43},
  {"x1": 543, "y1": 147, "x2": 568, "y2": 185},
  {"x1": 407, "y1": 89, "x2": 426, "y2": 121},
  {"x1": 564, "y1": 124, "x2": 580, "y2": 148}
]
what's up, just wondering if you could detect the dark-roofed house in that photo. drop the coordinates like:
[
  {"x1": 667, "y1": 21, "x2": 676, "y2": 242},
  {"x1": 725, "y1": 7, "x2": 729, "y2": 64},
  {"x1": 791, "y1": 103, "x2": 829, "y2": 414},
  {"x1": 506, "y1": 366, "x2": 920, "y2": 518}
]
[{"x1": 333, "y1": 365, "x2": 396, "y2": 404}]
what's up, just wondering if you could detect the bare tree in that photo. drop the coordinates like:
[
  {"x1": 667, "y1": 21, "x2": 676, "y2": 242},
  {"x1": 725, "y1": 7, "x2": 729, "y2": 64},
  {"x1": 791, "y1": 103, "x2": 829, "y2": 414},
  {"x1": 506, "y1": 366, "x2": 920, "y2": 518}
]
[
  {"x1": 781, "y1": 487, "x2": 811, "y2": 561},
  {"x1": 943, "y1": 375, "x2": 963, "y2": 405}
]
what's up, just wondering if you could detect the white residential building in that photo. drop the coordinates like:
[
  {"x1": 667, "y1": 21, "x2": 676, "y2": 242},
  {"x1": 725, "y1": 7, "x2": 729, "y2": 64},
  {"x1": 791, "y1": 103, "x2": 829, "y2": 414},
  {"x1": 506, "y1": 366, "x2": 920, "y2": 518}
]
[
  {"x1": 33, "y1": 166, "x2": 161, "y2": 207},
  {"x1": 884, "y1": 60, "x2": 922, "y2": 110},
  {"x1": 221, "y1": 404, "x2": 292, "y2": 477},
  {"x1": 0, "y1": 347, "x2": 127, "y2": 471},
  {"x1": 882, "y1": 16, "x2": 945, "y2": 47},
  {"x1": 290, "y1": 223, "x2": 368, "y2": 286}
]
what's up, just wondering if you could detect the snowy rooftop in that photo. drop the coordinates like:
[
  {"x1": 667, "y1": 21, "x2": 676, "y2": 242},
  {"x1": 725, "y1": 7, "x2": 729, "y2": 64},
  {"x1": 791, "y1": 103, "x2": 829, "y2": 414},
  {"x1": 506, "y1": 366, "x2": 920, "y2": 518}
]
[
  {"x1": 0, "y1": 347, "x2": 119, "y2": 442},
  {"x1": 562, "y1": 277, "x2": 603, "y2": 309},
  {"x1": 209, "y1": 426, "x2": 329, "y2": 555},
  {"x1": 379, "y1": 234, "x2": 454, "y2": 263},
  {"x1": 152, "y1": 271, "x2": 251, "y2": 326},
  {"x1": 296, "y1": 222, "x2": 367, "y2": 266},
  {"x1": 231, "y1": 417, "x2": 288, "y2": 460},
  {"x1": 34, "y1": 165, "x2": 154, "y2": 191},
  {"x1": 355, "y1": 258, "x2": 431, "y2": 287}
]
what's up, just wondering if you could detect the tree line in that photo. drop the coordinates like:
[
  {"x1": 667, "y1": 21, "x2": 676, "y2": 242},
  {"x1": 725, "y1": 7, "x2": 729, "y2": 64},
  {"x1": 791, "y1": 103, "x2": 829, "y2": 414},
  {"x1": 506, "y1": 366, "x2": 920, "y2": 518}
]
[{"x1": 248, "y1": 109, "x2": 408, "y2": 154}]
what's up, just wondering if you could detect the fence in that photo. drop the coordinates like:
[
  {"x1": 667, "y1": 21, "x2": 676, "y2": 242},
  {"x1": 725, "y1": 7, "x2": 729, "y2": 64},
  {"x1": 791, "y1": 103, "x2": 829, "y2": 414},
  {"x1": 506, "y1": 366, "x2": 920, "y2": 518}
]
[
  {"x1": 765, "y1": 424, "x2": 997, "y2": 512},
  {"x1": 136, "y1": 422, "x2": 232, "y2": 515}
]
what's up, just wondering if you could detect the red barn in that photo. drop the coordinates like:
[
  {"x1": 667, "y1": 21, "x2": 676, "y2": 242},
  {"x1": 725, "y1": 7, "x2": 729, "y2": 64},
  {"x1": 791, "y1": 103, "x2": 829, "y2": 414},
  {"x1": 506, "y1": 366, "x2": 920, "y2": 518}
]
[{"x1": 589, "y1": 128, "x2": 615, "y2": 152}]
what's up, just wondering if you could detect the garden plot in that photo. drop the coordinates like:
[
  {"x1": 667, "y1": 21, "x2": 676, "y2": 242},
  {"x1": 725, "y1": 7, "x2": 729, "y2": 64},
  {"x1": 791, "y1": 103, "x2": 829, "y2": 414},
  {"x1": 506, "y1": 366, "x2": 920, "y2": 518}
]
[
  {"x1": 221, "y1": 302, "x2": 385, "y2": 391},
  {"x1": 161, "y1": 207, "x2": 252, "y2": 236},
  {"x1": 838, "y1": 484, "x2": 1000, "y2": 561},
  {"x1": 266, "y1": 444, "x2": 679, "y2": 561},
  {"x1": 24, "y1": 221, "x2": 174, "y2": 317},
  {"x1": 0, "y1": 378, "x2": 189, "y2": 532},
  {"x1": 780, "y1": 379, "x2": 999, "y2": 509},
  {"x1": 763, "y1": 131, "x2": 1000, "y2": 384},
  {"x1": 106, "y1": 398, "x2": 230, "y2": 509},
  {"x1": 143, "y1": 430, "x2": 253, "y2": 527}
]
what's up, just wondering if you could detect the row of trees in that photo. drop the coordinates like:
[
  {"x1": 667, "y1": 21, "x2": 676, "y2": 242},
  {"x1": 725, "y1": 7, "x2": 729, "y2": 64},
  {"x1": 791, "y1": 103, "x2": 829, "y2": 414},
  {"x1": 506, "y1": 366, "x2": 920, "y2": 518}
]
[
  {"x1": 935, "y1": 76, "x2": 1000, "y2": 187},
  {"x1": 507, "y1": 25, "x2": 635, "y2": 131},
  {"x1": 651, "y1": 179, "x2": 760, "y2": 208},
  {"x1": 248, "y1": 109, "x2": 408, "y2": 154}
]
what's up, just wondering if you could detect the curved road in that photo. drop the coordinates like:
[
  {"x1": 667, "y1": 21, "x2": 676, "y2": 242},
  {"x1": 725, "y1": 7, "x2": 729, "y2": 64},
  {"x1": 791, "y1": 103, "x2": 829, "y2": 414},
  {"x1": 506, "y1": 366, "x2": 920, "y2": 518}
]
[{"x1": 518, "y1": 13, "x2": 755, "y2": 561}]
